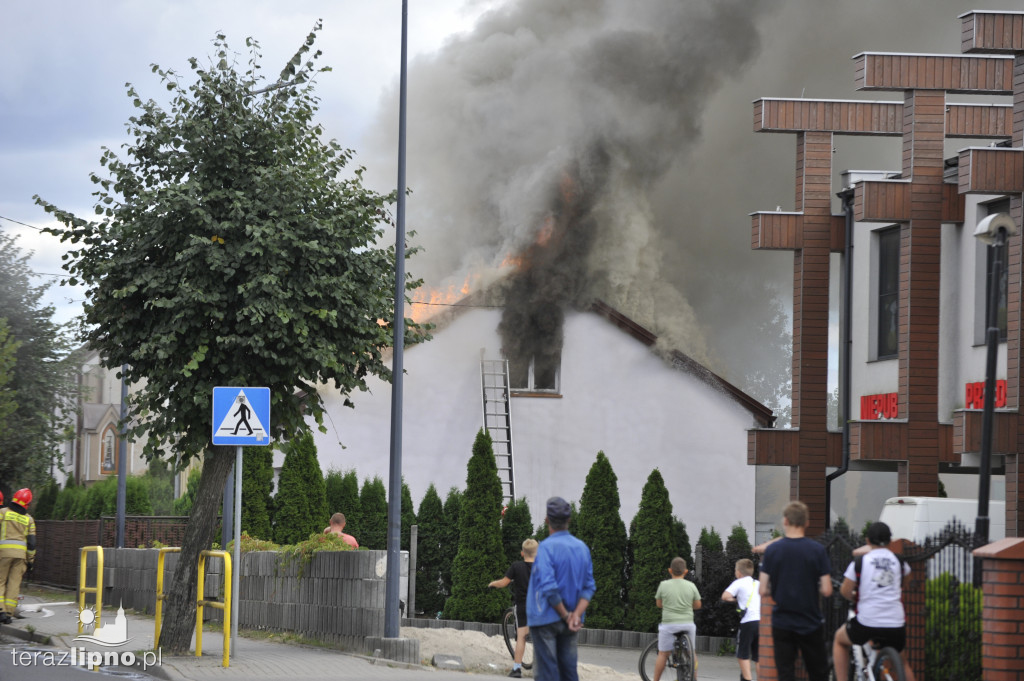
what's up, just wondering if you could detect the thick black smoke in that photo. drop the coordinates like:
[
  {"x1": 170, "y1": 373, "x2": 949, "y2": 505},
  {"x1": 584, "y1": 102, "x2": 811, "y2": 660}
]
[{"x1": 364, "y1": 0, "x2": 1011, "y2": 392}]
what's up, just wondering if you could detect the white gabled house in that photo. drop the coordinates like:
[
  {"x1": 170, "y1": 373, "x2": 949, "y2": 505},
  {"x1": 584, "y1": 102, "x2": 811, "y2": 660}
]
[{"x1": 306, "y1": 297, "x2": 774, "y2": 537}]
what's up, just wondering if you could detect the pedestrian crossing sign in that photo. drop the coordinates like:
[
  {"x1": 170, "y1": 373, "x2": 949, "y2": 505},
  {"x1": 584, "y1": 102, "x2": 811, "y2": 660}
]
[{"x1": 212, "y1": 386, "x2": 271, "y2": 446}]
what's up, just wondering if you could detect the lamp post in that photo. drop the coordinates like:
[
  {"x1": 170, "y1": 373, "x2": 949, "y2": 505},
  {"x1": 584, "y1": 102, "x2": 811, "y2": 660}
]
[{"x1": 973, "y1": 212, "x2": 1017, "y2": 551}]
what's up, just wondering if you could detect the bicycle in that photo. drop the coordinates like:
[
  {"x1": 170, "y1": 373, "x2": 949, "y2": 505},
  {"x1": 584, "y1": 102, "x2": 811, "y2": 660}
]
[
  {"x1": 830, "y1": 611, "x2": 906, "y2": 681},
  {"x1": 639, "y1": 630, "x2": 694, "y2": 681},
  {"x1": 501, "y1": 606, "x2": 534, "y2": 670}
]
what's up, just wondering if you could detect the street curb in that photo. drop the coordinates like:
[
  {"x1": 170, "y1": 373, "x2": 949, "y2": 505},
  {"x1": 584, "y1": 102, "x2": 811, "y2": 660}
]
[{"x1": 0, "y1": 622, "x2": 54, "y2": 645}]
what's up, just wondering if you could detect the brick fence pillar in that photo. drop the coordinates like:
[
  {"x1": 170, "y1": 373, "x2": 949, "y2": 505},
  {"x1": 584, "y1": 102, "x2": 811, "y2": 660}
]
[
  {"x1": 755, "y1": 595, "x2": 812, "y2": 681},
  {"x1": 973, "y1": 537, "x2": 1024, "y2": 680}
]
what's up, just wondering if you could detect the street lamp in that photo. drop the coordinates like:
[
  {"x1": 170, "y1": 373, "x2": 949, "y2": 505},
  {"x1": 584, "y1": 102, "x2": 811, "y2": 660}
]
[{"x1": 973, "y1": 211, "x2": 1017, "y2": 549}]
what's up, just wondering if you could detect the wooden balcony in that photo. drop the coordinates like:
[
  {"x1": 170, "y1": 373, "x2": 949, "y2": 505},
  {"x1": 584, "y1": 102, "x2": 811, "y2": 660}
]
[
  {"x1": 848, "y1": 420, "x2": 908, "y2": 462},
  {"x1": 952, "y1": 410, "x2": 1019, "y2": 456},
  {"x1": 957, "y1": 147, "x2": 1024, "y2": 194},
  {"x1": 748, "y1": 429, "x2": 800, "y2": 466},
  {"x1": 854, "y1": 52, "x2": 1014, "y2": 94}
]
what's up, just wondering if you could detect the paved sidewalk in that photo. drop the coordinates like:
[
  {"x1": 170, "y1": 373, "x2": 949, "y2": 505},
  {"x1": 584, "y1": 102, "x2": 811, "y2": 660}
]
[{"x1": 1, "y1": 593, "x2": 745, "y2": 681}]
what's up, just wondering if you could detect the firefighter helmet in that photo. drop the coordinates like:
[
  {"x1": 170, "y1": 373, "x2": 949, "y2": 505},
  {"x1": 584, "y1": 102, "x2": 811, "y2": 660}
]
[{"x1": 12, "y1": 488, "x2": 31, "y2": 508}]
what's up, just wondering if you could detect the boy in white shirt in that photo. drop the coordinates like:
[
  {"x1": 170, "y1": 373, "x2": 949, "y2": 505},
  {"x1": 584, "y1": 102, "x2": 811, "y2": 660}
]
[
  {"x1": 722, "y1": 558, "x2": 760, "y2": 681},
  {"x1": 832, "y1": 522, "x2": 916, "y2": 681}
]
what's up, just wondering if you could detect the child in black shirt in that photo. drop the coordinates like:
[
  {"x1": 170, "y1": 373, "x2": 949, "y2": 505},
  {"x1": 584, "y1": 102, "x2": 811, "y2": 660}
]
[{"x1": 489, "y1": 538, "x2": 538, "y2": 677}]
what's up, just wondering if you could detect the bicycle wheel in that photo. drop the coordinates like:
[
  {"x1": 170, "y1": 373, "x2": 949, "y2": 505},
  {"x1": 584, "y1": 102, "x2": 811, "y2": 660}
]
[
  {"x1": 674, "y1": 635, "x2": 694, "y2": 681},
  {"x1": 638, "y1": 639, "x2": 660, "y2": 681},
  {"x1": 873, "y1": 647, "x2": 906, "y2": 681},
  {"x1": 520, "y1": 627, "x2": 534, "y2": 670},
  {"x1": 502, "y1": 608, "x2": 517, "y2": 661}
]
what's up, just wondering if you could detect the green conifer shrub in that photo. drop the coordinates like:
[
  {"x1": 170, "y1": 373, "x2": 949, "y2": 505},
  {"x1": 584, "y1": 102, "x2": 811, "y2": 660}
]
[
  {"x1": 401, "y1": 479, "x2": 416, "y2": 552},
  {"x1": 359, "y1": 476, "x2": 388, "y2": 550},
  {"x1": 51, "y1": 480, "x2": 84, "y2": 520},
  {"x1": 339, "y1": 469, "x2": 362, "y2": 536},
  {"x1": 694, "y1": 524, "x2": 749, "y2": 637},
  {"x1": 272, "y1": 432, "x2": 328, "y2": 544},
  {"x1": 576, "y1": 451, "x2": 627, "y2": 629},
  {"x1": 439, "y1": 486, "x2": 463, "y2": 609},
  {"x1": 32, "y1": 478, "x2": 59, "y2": 520},
  {"x1": 241, "y1": 447, "x2": 274, "y2": 540},
  {"x1": 173, "y1": 467, "x2": 201, "y2": 516},
  {"x1": 670, "y1": 516, "x2": 693, "y2": 570},
  {"x1": 443, "y1": 430, "x2": 507, "y2": 622},
  {"x1": 501, "y1": 497, "x2": 535, "y2": 567},
  {"x1": 625, "y1": 469, "x2": 675, "y2": 632},
  {"x1": 725, "y1": 524, "x2": 752, "y2": 564},
  {"x1": 415, "y1": 483, "x2": 446, "y2": 617}
]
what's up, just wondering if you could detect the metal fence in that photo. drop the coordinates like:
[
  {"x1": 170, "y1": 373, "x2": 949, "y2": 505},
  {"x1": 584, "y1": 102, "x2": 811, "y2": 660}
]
[{"x1": 815, "y1": 521, "x2": 983, "y2": 681}]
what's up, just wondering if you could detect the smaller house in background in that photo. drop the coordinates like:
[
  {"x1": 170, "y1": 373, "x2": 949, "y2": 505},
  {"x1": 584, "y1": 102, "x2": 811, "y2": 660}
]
[{"x1": 59, "y1": 348, "x2": 163, "y2": 488}]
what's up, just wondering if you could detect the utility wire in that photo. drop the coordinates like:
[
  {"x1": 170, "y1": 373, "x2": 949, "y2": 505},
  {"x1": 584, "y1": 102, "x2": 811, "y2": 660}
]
[{"x1": 0, "y1": 214, "x2": 46, "y2": 232}]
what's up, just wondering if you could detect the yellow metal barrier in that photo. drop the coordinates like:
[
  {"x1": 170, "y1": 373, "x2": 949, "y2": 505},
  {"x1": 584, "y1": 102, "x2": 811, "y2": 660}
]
[
  {"x1": 77, "y1": 546, "x2": 104, "y2": 634},
  {"x1": 196, "y1": 549, "x2": 232, "y2": 668},
  {"x1": 154, "y1": 547, "x2": 181, "y2": 647}
]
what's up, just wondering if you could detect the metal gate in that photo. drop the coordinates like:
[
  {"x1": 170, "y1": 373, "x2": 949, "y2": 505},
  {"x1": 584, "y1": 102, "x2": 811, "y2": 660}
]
[{"x1": 816, "y1": 521, "x2": 983, "y2": 681}]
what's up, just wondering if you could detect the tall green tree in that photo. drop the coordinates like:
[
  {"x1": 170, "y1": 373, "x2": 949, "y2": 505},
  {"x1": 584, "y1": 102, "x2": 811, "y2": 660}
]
[
  {"x1": 439, "y1": 486, "x2": 463, "y2": 610},
  {"x1": 359, "y1": 476, "x2": 388, "y2": 550},
  {"x1": 273, "y1": 432, "x2": 328, "y2": 544},
  {"x1": 241, "y1": 447, "x2": 274, "y2": 540},
  {"x1": 444, "y1": 430, "x2": 507, "y2": 622},
  {"x1": 625, "y1": 469, "x2": 675, "y2": 632},
  {"x1": 0, "y1": 319, "x2": 19, "y2": 455},
  {"x1": 0, "y1": 236, "x2": 79, "y2": 497},
  {"x1": 501, "y1": 497, "x2": 535, "y2": 567},
  {"x1": 576, "y1": 451, "x2": 628, "y2": 629},
  {"x1": 35, "y1": 25, "x2": 425, "y2": 652},
  {"x1": 415, "y1": 484, "x2": 446, "y2": 617}
]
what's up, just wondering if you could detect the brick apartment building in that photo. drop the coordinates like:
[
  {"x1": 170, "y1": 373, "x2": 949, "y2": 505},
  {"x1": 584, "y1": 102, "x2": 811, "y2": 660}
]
[{"x1": 747, "y1": 10, "x2": 1024, "y2": 537}]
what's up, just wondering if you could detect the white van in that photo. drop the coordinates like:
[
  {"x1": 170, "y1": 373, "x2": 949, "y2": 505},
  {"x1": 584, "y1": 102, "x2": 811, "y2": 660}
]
[{"x1": 878, "y1": 496, "x2": 1005, "y2": 543}]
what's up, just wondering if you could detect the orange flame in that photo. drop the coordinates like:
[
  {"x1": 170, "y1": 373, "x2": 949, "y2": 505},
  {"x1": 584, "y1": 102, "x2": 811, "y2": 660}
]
[{"x1": 408, "y1": 271, "x2": 479, "y2": 324}]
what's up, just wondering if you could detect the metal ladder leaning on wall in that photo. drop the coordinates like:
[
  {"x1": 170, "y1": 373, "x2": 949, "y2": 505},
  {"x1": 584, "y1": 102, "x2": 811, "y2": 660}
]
[{"x1": 480, "y1": 358, "x2": 515, "y2": 504}]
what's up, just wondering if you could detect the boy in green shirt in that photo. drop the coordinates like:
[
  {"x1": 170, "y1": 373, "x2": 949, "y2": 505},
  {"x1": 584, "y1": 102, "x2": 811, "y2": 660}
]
[{"x1": 653, "y1": 557, "x2": 702, "y2": 681}]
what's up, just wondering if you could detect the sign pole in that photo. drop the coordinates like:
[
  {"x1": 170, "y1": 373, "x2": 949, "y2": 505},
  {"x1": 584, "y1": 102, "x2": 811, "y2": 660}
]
[
  {"x1": 232, "y1": 444, "x2": 242, "y2": 655},
  {"x1": 211, "y1": 386, "x2": 270, "y2": 657}
]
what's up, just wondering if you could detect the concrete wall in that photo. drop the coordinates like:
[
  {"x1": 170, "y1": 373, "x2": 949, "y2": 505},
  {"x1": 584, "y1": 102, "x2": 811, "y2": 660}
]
[{"x1": 92, "y1": 548, "x2": 415, "y2": 660}]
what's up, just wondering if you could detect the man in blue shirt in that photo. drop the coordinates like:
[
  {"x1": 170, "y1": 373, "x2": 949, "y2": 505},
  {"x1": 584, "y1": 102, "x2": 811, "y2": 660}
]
[{"x1": 527, "y1": 497, "x2": 596, "y2": 681}]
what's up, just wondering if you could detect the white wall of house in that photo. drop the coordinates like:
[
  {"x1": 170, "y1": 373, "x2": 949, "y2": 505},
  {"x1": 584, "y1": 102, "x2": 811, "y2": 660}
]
[{"x1": 309, "y1": 307, "x2": 759, "y2": 536}]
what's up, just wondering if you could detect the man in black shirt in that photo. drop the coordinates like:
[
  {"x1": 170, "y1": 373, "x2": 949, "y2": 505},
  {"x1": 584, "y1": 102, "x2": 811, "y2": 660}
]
[{"x1": 489, "y1": 538, "x2": 538, "y2": 677}]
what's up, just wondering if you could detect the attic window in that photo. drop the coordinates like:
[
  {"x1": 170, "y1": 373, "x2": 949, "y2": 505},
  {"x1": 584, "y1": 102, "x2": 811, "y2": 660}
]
[{"x1": 509, "y1": 353, "x2": 560, "y2": 393}]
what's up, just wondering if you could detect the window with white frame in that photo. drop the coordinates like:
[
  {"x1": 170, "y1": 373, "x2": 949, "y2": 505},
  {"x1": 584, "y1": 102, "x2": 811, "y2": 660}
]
[
  {"x1": 984, "y1": 198, "x2": 1010, "y2": 342},
  {"x1": 508, "y1": 352, "x2": 560, "y2": 392},
  {"x1": 876, "y1": 227, "x2": 900, "y2": 360}
]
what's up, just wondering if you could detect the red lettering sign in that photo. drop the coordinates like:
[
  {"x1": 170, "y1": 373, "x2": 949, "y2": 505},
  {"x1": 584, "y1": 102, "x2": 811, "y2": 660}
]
[
  {"x1": 965, "y1": 380, "x2": 1007, "y2": 409},
  {"x1": 860, "y1": 392, "x2": 898, "y2": 420}
]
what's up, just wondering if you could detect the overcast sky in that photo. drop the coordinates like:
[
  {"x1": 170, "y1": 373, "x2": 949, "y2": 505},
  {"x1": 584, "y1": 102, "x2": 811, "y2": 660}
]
[
  {"x1": 0, "y1": 0, "x2": 489, "y2": 323},
  {"x1": 0, "y1": 0, "x2": 1011, "y2": 396}
]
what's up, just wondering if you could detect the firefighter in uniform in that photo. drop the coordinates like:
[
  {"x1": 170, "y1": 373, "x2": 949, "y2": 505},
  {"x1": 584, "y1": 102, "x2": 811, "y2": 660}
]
[{"x1": 0, "y1": 488, "x2": 35, "y2": 624}]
